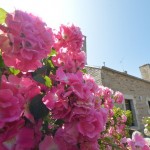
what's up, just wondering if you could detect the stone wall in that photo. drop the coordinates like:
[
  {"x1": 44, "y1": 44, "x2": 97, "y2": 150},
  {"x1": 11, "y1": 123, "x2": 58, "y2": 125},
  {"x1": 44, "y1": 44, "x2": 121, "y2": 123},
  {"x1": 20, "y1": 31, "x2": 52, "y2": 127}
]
[
  {"x1": 85, "y1": 66, "x2": 102, "y2": 85},
  {"x1": 86, "y1": 66, "x2": 150, "y2": 131},
  {"x1": 139, "y1": 64, "x2": 150, "y2": 81}
]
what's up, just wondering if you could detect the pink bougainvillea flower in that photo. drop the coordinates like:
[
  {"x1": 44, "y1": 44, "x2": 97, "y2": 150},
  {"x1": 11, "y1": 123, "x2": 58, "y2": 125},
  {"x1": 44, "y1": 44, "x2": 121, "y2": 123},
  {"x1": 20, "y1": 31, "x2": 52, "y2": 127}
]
[
  {"x1": 52, "y1": 49, "x2": 86, "y2": 73},
  {"x1": 0, "y1": 119, "x2": 24, "y2": 150},
  {"x1": 0, "y1": 75, "x2": 41, "y2": 124},
  {"x1": 52, "y1": 24, "x2": 86, "y2": 73},
  {"x1": 116, "y1": 124, "x2": 126, "y2": 134},
  {"x1": 15, "y1": 127, "x2": 35, "y2": 149},
  {"x1": 127, "y1": 131, "x2": 150, "y2": 150},
  {"x1": 54, "y1": 128, "x2": 79, "y2": 150},
  {"x1": 55, "y1": 67, "x2": 68, "y2": 83},
  {"x1": 15, "y1": 121, "x2": 42, "y2": 150},
  {"x1": 103, "y1": 98, "x2": 114, "y2": 109},
  {"x1": 0, "y1": 119, "x2": 42, "y2": 150},
  {"x1": 0, "y1": 89, "x2": 22, "y2": 128},
  {"x1": 121, "y1": 114, "x2": 127, "y2": 123},
  {"x1": 80, "y1": 140, "x2": 99, "y2": 150},
  {"x1": 103, "y1": 87, "x2": 113, "y2": 100},
  {"x1": 114, "y1": 91, "x2": 124, "y2": 104},
  {"x1": 1, "y1": 75, "x2": 40, "y2": 102},
  {"x1": 52, "y1": 99, "x2": 71, "y2": 120},
  {"x1": 54, "y1": 24, "x2": 84, "y2": 51},
  {"x1": 0, "y1": 10, "x2": 54, "y2": 72},
  {"x1": 77, "y1": 109, "x2": 107, "y2": 139},
  {"x1": 132, "y1": 132, "x2": 149, "y2": 148},
  {"x1": 39, "y1": 135, "x2": 59, "y2": 150},
  {"x1": 42, "y1": 88, "x2": 59, "y2": 110},
  {"x1": 62, "y1": 122, "x2": 79, "y2": 145},
  {"x1": 83, "y1": 74, "x2": 98, "y2": 93}
]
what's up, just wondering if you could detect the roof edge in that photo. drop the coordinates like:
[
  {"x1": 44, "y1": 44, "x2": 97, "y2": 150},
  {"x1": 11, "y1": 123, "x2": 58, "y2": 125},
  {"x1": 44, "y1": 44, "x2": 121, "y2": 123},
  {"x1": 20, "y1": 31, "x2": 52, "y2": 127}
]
[
  {"x1": 101, "y1": 66, "x2": 150, "y2": 83},
  {"x1": 86, "y1": 65, "x2": 150, "y2": 84}
]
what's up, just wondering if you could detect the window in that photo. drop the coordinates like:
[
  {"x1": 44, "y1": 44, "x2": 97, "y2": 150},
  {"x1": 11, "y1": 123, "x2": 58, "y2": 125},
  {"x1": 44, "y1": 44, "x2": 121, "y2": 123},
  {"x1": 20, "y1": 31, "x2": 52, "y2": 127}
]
[
  {"x1": 148, "y1": 101, "x2": 150, "y2": 108},
  {"x1": 125, "y1": 99, "x2": 137, "y2": 126}
]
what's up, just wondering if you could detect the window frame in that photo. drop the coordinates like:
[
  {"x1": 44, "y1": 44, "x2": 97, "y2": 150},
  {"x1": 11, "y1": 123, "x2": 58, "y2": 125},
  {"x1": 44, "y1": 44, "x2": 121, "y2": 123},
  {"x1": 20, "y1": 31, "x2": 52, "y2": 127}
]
[{"x1": 123, "y1": 95, "x2": 139, "y2": 129}]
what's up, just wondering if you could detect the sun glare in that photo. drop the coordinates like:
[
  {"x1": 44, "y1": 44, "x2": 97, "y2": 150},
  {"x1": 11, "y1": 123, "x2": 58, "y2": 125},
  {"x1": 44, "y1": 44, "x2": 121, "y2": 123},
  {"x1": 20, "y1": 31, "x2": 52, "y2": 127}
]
[{"x1": 0, "y1": 0, "x2": 68, "y2": 29}]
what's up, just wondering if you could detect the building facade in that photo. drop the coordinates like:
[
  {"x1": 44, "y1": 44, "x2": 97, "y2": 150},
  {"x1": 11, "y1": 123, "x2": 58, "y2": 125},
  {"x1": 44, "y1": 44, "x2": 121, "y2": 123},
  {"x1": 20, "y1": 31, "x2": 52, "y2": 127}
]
[{"x1": 85, "y1": 64, "x2": 150, "y2": 131}]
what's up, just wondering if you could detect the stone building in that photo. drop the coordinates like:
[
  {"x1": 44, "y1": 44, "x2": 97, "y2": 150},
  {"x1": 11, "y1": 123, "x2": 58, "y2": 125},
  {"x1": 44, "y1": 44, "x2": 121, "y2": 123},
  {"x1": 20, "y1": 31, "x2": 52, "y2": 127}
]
[{"x1": 85, "y1": 64, "x2": 150, "y2": 131}]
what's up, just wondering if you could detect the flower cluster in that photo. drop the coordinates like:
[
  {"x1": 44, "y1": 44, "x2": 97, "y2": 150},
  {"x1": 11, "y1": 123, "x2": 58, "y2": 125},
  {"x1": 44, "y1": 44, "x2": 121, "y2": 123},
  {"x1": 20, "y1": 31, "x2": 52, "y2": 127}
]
[
  {"x1": 123, "y1": 131, "x2": 150, "y2": 150},
  {"x1": 0, "y1": 10, "x2": 54, "y2": 72},
  {"x1": 0, "y1": 8, "x2": 149, "y2": 150},
  {"x1": 52, "y1": 24, "x2": 86, "y2": 73}
]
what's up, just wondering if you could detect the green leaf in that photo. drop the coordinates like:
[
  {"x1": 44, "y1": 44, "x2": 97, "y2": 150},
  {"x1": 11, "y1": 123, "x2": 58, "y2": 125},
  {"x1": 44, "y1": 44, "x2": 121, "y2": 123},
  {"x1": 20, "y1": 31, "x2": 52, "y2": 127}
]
[
  {"x1": 49, "y1": 48, "x2": 57, "y2": 57},
  {"x1": 108, "y1": 143, "x2": 122, "y2": 150},
  {"x1": 44, "y1": 75, "x2": 52, "y2": 88},
  {"x1": 9, "y1": 67, "x2": 20, "y2": 75},
  {"x1": 47, "y1": 59, "x2": 55, "y2": 68},
  {"x1": 55, "y1": 119, "x2": 64, "y2": 126},
  {"x1": 34, "y1": 66, "x2": 47, "y2": 75},
  {"x1": 0, "y1": 8, "x2": 7, "y2": 24},
  {"x1": 82, "y1": 68, "x2": 87, "y2": 73},
  {"x1": 32, "y1": 73, "x2": 52, "y2": 88},
  {"x1": 33, "y1": 74, "x2": 45, "y2": 84},
  {"x1": 104, "y1": 137, "x2": 113, "y2": 143},
  {"x1": 29, "y1": 94, "x2": 49, "y2": 120},
  {"x1": 0, "y1": 55, "x2": 5, "y2": 68}
]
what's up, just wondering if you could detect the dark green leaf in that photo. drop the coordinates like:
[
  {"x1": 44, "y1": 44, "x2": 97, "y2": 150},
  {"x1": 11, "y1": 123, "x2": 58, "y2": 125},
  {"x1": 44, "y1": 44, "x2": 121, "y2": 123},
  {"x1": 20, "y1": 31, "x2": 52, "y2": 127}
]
[
  {"x1": 0, "y1": 55, "x2": 5, "y2": 68},
  {"x1": 55, "y1": 119, "x2": 64, "y2": 126},
  {"x1": 29, "y1": 94, "x2": 49, "y2": 120},
  {"x1": 35, "y1": 66, "x2": 47, "y2": 75},
  {"x1": 104, "y1": 137, "x2": 113, "y2": 143},
  {"x1": 33, "y1": 74, "x2": 45, "y2": 84}
]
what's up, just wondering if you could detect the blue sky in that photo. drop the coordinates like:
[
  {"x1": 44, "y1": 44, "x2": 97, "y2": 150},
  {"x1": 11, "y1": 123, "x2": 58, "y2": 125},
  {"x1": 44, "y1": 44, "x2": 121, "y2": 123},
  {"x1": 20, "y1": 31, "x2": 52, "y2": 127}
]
[{"x1": 1, "y1": 0, "x2": 150, "y2": 78}]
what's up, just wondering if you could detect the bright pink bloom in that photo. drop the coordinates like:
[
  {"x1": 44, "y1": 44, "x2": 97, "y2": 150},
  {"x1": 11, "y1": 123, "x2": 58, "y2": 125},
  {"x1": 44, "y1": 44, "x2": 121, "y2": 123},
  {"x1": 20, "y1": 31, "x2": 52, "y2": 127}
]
[
  {"x1": 116, "y1": 124, "x2": 126, "y2": 134},
  {"x1": 0, "y1": 10, "x2": 54, "y2": 72},
  {"x1": 54, "y1": 24, "x2": 84, "y2": 51},
  {"x1": 1, "y1": 75, "x2": 40, "y2": 102},
  {"x1": 103, "y1": 98, "x2": 114, "y2": 109},
  {"x1": 15, "y1": 127, "x2": 35, "y2": 149},
  {"x1": 63, "y1": 123, "x2": 79, "y2": 145},
  {"x1": 103, "y1": 87, "x2": 113, "y2": 99},
  {"x1": 52, "y1": 24, "x2": 86, "y2": 73},
  {"x1": 39, "y1": 136, "x2": 58, "y2": 150},
  {"x1": 132, "y1": 132, "x2": 149, "y2": 148},
  {"x1": 52, "y1": 49, "x2": 86, "y2": 73},
  {"x1": 52, "y1": 99, "x2": 71, "y2": 120},
  {"x1": 114, "y1": 91, "x2": 124, "y2": 104},
  {"x1": 121, "y1": 137, "x2": 127, "y2": 144},
  {"x1": 0, "y1": 119, "x2": 24, "y2": 150},
  {"x1": 42, "y1": 88, "x2": 59, "y2": 110},
  {"x1": 121, "y1": 114, "x2": 127, "y2": 123},
  {"x1": 17, "y1": 122, "x2": 42, "y2": 149},
  {"x1": 1, "y1": 75, "x2": 40, "y2": 123},
  {"x1": 54, "y1": 128, "x2": 79, "y2": 150},
  {"x1": 83, "y1": 74, "x2": 98, "y2": 93},
  {"x1": 80, "y1": 140, "x2": 99, "y2": 150},
  {"x1": 0, "y1": 89, "x2": 22, "y2": 128},
  {"x1": 127, "y1": 132, "x2": 150, "y2": 150},
  {"x1": 43, "y1": 85, "x2": 71, "y2": 120},
  {"x1": 55, "y1": 67, "x2": 68, "y2": 83},
  {"x1": 108, "y1": 127, "x2": 114, "y2": 135},
  {"x1": 77, "y1": 109, "x2": 107, "y2": 138}
]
